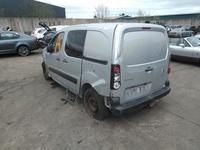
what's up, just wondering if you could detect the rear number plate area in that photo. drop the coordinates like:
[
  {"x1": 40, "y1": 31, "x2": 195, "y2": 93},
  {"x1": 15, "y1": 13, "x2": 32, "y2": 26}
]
[{"x1": 125, "y1": 83, "x2": 152, "y2": 99}]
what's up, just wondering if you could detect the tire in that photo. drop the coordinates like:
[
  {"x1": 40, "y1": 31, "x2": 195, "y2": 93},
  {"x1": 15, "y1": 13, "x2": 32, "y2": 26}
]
[
  {"x1": 18, "y1": 46, "x2": 30, "y2": 56},
  {"x1": 191, "y1": 33, "x2": 194, "y2": 36},
  {"x1": 84, "y1": 88, "x2": 109, "y2": 120},
  {"x1": 180, "y1": 34, "x2": 183, "y2": 38},
  {"x1": 42, "y1": 62, "x2": 51, "y2": 80}
]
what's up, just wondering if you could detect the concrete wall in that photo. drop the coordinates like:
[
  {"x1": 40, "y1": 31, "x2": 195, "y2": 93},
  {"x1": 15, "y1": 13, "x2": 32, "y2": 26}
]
[{"x1": 0, "y1": 17, "x2": 200, "y2": 35}]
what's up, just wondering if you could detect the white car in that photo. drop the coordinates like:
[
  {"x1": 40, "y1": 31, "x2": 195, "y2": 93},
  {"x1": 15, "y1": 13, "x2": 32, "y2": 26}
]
[
  {"x1": 31, "y1": 25, "x2": 69, "y2": 40},
  {"x1": 31, "y1": 28, "x2": 46, "y2": 39}
]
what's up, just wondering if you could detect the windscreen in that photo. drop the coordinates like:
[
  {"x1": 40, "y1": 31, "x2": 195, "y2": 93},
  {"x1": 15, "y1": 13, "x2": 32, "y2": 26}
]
[{"x1": 122, "y1": 31, "x2": 167, "y2": 66}]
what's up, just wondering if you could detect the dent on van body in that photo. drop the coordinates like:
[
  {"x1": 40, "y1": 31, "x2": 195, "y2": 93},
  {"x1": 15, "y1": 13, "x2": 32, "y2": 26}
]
[{"x1": 81, "y1": 71, "x2": 109, "y2": 96}]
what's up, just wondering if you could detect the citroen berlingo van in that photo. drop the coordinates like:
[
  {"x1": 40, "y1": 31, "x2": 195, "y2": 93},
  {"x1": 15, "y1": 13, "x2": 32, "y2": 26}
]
[{"x1": 42, "y1": 23, "x2": 171, "y2": 120}]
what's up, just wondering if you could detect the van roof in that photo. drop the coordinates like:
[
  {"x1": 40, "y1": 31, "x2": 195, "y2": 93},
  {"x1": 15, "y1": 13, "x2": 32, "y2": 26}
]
[{"x1": 69, "y1": 22, "x2": 165, "y2": 30}]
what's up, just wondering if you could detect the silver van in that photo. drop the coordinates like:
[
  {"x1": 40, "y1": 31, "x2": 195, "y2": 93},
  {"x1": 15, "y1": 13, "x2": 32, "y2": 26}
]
[{"x1": 42, "y1": 23, "x2": 171, "y2": 120}]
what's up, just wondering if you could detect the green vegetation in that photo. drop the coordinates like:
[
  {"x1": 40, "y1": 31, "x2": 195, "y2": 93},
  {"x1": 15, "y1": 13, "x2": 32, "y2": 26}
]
[
  {"x1": 0, "y1": 8, "x2": 5, "y2": 17},
  {"x1": 17, "y1": 0, "x2": 56, "y2": 18}
]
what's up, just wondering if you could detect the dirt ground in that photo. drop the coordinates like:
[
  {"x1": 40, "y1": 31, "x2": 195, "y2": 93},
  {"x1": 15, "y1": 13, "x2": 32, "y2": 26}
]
[{"x1": 0, "y1": 49, "x2": 200, "y2": 150}]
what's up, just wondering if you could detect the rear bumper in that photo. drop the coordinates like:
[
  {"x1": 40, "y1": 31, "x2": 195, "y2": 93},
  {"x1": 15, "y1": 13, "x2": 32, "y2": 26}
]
[{"x1": 110, "y1": 80, "x2": 171, "y2": 116}]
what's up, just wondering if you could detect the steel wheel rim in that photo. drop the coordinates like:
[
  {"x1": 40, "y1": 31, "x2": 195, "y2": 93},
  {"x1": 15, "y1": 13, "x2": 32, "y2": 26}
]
[
  {"x1": 87, "y1": 95, "x2": 98, "y2": 116},
  {"x1": 18, "y1": 46, "x2": 29, "y2": 56}
]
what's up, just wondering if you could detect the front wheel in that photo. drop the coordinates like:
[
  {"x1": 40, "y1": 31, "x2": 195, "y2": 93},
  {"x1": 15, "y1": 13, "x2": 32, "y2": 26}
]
[
  {"x1": 84, "y1": 88, "x2": 109, "y2": 120},
  {"x1": 18, "y1": 46, "x2": 30, "y2": 56},
  {"x1": 42, "y1": 62, "x2": 51, "y2": 80}
]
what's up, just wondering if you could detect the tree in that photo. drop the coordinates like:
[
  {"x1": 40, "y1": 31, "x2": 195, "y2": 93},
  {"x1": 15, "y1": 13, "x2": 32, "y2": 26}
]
[
  {"x1": 94, "y1": 4, "x2": 110, "y2": 18},
  {"x1": 119, "y1": 13, "x2": 125, "y2": 16},
  {"x1": 137, "y1": 9, "x2": 150, "y2": 17},
  {"x1": 17, "y1": 0, "x2": 56, "y2": 18},
  {"x1": 0, "y1": 8, "x2": 4, "y2": 17},
  {"x1": 33, "y1": 2, "x2": 56, "y2": 18},
  {"x1": 153, "y1": 16, "x2": 160, "y2": 21}
]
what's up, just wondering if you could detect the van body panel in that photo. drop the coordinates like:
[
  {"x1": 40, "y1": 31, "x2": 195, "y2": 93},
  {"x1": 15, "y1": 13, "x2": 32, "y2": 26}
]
[
  {"x1": 58, "y1": 29, "x2": 86, "y2": 94},
  {"x1": 82, "y1": 28, "x2": 115, "y2": 96},
  {"x1": 42, "y1": 23, "x2": 171, "y2": 117},
  {"x1": 111, "y1": 24, "x2": 170, "y2": 104}
]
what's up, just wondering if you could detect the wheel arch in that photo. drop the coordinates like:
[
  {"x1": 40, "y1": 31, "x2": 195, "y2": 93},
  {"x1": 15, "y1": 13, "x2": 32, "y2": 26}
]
[{"x1": 81, "y1": 83, "x2": 92, "y2": 98}]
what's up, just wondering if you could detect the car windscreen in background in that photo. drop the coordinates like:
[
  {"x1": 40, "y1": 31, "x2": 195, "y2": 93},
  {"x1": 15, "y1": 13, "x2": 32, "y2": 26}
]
[{"x1": 122, "y1": 31, "x2": 167, "y2": 66}]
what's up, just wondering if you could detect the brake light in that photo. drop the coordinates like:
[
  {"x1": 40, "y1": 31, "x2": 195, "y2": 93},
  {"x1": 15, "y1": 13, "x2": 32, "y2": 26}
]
[
  {"x1": 34, "y1": 38, "x2": 38, "y2": 43},
  {"x1": 168, "y1": 56, "x2": 171, "y2": 74},
  {"x1": 31, "y1": 29, "x2": 36, "y2": 35},
  {"x1": 174, "y1": 32, "x2": 177, "y2": 34},
  {"x1": 142, "y1": 27, "x2": 151, "y2": 30},
  {"x1": 110, "y1": 64, "x2": 121, "y2": 90}
]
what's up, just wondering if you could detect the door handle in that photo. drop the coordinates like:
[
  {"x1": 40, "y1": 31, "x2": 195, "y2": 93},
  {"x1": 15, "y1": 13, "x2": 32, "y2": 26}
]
[
  {"x1": 145, "y1": 67, "x2": 153, "y2": 72},
  {"x1": 63, "y1": 59, "x2": 67, "y2": 63},
  {"x1": 56, "y1": 57, "x2": 60, "y2": 61}
]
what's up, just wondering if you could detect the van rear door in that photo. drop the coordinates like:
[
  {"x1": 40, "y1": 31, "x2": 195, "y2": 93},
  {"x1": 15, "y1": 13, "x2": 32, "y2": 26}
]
[{"x1": 113, "y1": 25, "x2": 169, "y2": 104}]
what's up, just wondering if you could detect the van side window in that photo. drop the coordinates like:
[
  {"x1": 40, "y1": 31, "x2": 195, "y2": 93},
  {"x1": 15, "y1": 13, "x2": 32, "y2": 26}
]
[
  {"x1": 50, "y1": 32, "x2": 64, "y2": 53},
  {"x1": 65, "y1": 30, "x2": 87, "y2": 58}
]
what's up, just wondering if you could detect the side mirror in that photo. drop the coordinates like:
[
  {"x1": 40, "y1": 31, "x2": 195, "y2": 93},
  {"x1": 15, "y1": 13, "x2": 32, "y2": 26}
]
[
  {"x1": 47, "y1": 44, "x2": 54, "y2": 53},
  {"x1": 179, "y1": 44, "x2": 185, "y2": 48}
]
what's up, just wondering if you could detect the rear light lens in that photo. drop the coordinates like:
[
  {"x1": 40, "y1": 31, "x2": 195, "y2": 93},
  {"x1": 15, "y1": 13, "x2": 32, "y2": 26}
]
[
  {"x1": 34, "y1": 38, "x2": 38, "y2": 43},
  {"x1": 110, "y1": 64, "x2": 121, "y2": 90},
  {"x1": 31, "y1": 29, "x2": 36, "y2": 35}
]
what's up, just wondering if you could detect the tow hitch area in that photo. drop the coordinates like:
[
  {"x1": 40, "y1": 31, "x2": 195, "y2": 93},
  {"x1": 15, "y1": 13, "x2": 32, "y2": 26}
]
[{"x1": 148, "y1": 100, "x2": 159, "y2": 108}]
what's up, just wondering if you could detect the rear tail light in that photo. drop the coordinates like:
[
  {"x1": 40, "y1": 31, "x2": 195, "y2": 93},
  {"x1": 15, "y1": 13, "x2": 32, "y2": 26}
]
[
  {"x1": 110, "y1": 64, "x2": 121, "y2": 90},
  {"x1": 174, "y1": 32, "x2": 177, "y2": 34},
  {"x1": 34, "y1": 38, "x2": 38, "y2": 43},
  {"x1": 168, "y1": 56, "x2": 171, "y2": 74},
  {"x1": 31, "y1": 29, "x2": 36, "y2": 35}
]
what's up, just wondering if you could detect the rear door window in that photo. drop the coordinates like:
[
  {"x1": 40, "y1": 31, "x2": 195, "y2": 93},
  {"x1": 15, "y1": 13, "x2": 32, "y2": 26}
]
[{"x1": 122, "y1": 31, "x2": 167, "y2": 66}]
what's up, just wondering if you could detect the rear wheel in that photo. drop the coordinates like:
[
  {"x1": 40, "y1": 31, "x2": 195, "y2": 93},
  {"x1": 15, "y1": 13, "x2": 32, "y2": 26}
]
[
  {"x1": 84, "y1": 88, "x2": 109, "y2": 120},
  {"x1": 18, "y1": 46, "x2": 30, "y2": 56},
  {"x1": 180, "y1": 34, "x2": 183, "y2": 38}
]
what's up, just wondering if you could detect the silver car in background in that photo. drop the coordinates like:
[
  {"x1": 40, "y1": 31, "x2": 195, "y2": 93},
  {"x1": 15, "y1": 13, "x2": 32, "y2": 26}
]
[
  {"x1": 168, "y1": 28, "x2": 194, "y2": 38},
  {"x1": 195, "y1": 34, "x2": 200, "y2": 40},
  {"x1": 0, "y1": 30, "x2": 39, "y2": 56},
  {"x1": 169, "y1": 37, "x2": 200, "y2": 62}
]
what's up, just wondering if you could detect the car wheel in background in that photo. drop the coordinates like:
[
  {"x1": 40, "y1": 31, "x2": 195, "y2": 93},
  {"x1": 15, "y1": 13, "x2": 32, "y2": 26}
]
[
  {"x1": 180, "y1": 34, "x2": 183, "y2": 38},
  {"x1": 191, "y1": 33, "x2": 194, "y2": 36},
  {"x1": 18, "y1": 46, "x2": 30, "y2": 56}
]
